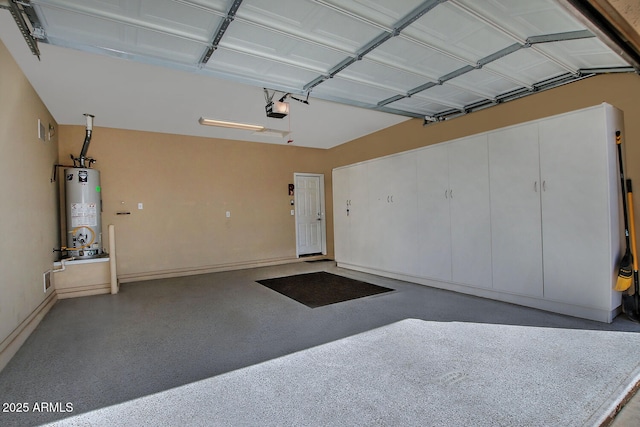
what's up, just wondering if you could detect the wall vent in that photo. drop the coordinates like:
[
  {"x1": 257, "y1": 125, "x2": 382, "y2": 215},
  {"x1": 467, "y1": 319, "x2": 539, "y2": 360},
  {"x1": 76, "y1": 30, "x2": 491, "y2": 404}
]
[{"x1": 43, "y1": 271, "x2": 51, "y2": 293}]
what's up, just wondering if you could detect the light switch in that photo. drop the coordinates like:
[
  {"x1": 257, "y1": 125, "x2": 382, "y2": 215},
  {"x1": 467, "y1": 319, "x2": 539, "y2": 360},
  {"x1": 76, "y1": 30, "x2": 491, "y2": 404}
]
[
  {"x1": 138, "y1": 203, "x2": 143, "y2": 210},
  {"x1": 226, "y1": 211, "x2": 231, "y2": 218},
  {"x1": 290, "y1": 209, "x2": 295, "y2": 216}
]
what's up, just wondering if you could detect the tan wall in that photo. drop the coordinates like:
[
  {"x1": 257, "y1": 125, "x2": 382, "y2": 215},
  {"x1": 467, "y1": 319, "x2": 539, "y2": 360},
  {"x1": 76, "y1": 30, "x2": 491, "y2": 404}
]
[
  {"x1": 329, "y1": 73, "x2": 640, "y2": 167},
  {"x1": 58, "y1": 127, "x2": 331, "y2": 280},
  {"x1": 327, "y1": 72, "x2": 640, "y2": 258},
  {"x1": 58, "y1": 73, "x2": 640, "y2": 283},
  {"x1": 0, "y1": 40, "x2": 59, "y2": 346}
]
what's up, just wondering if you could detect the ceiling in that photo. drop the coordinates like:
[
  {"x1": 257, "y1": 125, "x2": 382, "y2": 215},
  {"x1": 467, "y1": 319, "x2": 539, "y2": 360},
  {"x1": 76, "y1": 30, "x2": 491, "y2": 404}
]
[{"x1": 0, "y1": 0, "x2": 638, "y2": 149}]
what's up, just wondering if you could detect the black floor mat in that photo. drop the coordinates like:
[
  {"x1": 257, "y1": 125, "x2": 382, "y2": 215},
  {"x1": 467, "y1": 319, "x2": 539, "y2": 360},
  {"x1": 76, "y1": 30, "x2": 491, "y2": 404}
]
[{"x1": 257, "y1": 271, "x2": 393, "y2": 308}]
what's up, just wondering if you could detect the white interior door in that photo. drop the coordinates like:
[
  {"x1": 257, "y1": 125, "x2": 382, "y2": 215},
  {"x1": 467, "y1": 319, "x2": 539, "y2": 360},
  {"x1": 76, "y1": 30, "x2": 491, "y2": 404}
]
[{"x1": 295, "y1": 173, "x2": 326, "y2": 256}]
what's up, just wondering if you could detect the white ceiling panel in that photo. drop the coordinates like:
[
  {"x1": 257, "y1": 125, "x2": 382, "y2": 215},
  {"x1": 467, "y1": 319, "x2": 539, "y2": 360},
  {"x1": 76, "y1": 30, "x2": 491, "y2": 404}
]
[
  {"x1": 340, "y1": 59, "x2": 432, "y2": 94},
  {"x1": 486, "y1": 48, "x2": 569, "y2": 86},
  {"x1": 445, "y1": 68, "x2": 522, "y2": 99},
  {"x1": 310, "y1": 76, "x2": 402, "y2": 106},
  {"x1": 34, "y1": 5, "x2": 133, "y2": 47},
  {"x1": 385, "y1": 95, "x2": 456, "y2": 116},
  {"x1": 136, "y1": 0, "x2": 224, "y2": 36},
  {"x1": 237, "y1": 0, "x2": 381, "y2": 53},
  {"x1": 367, "y1": 36, "x2": 470, "y2": 80},
  {"x1": 204, "y1": 47, "x2": 321, "y2": 90},
  {"x1": 317, "y1": 0, "x2": 427, "y2": 28},
  {"x1": 1, "y1": 0, "x2": 636, "y2": 147},
  {"x1": 129, "y1": 31, "x2": 205, "y2": 64},
  {"x1": 536, "y1": 38, "x2": 631, "y2": 70},
  {"x1": 420, "y1": 83, "x2": 487, "y2": 110},
  {"x1": 219, "y1": 20, "x2": 346, "y2": 72},
  {"x1": 404, "y1": 2, "x2": 519, "y2": 63},
  {"x1": 454, "y1": 0, "x2": 585, "y2": 39}
]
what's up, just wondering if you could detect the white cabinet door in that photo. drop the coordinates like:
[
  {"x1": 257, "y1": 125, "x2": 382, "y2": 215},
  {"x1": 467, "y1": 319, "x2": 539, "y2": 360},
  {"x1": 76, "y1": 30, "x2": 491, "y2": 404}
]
[
  {"x1": 367, "y1": 158, "x2": 391, "y2": 270},
  {"x1": 489, "y1": 123, "x2": 544, "y2": 297},
  {"x1": 448, "y1": 135, "x2": 493, "y2": 289},
  {"x1": 539, "y1": 106, "x2": 615, "y2": 309},
  {"x1": 416, "y1": 144, "x2": 452, "y2": 281},
  {"x1": 333, "y1": 164, "x2": 370, "y2": 267},
  {"x1": 367, "y1": 153, "x2": 419, "y2": 274},
  {"x1": 332, "y1": 167, "x2": 350, "y2": 263},
  {"x1": 348, "y1": 163, "x2": 371, "y2": 268},
  {"x1": 391, "y1": 153, "x2": 419, "y2": 275}
]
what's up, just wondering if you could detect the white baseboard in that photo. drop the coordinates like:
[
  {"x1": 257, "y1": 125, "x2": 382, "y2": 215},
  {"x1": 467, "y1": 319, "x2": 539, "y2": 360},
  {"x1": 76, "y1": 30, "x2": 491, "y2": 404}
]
[
  {"x1": 337, "y1": 262, "x2": 618, "y2": 323},
  {"x1": 118, "y1": 256, "x2": 329, "y2": 283},
  {"x1": 0, "y1": 291, "x2": 58, "y2": 372}
]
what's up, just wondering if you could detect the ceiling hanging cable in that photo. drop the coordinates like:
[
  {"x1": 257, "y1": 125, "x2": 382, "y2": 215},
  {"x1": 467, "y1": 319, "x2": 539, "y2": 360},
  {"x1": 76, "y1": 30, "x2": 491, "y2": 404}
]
[{"x1": 287, "y1": 103, "x2": 293, "y2": 144}]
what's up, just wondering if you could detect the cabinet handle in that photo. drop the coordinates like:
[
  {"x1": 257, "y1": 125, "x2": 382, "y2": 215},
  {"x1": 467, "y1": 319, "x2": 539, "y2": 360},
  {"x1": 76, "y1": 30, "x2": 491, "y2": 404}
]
[
  {"x1": 542, "y1": 180, "x2": 546, "y2": 191},
  {"x1": 390, "y1": 195, "x2": 393, "y2": 203},
  {"x1": 445, "y1": 189, "x2": 448, "y2": 199},
  {"x1": 534, "y1": 181, "x2": 538, "y2": 192},
  {"x1": 450, "y1": 189, "x2": 453, "y2": 199}
]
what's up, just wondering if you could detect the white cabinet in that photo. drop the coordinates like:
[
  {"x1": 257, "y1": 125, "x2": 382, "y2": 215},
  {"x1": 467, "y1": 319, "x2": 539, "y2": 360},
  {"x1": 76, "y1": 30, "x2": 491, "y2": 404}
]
[
  {"x1": 416, "y1": 144, "x2": 452, "y2": 282},
  {"x1": 367, "y1": 153, "x2": 419, "y2": 275},
  {"x1": 489, "y1": 123, "x2": 544, "y2": 297},
  {"x1": 332, "y1": 167, "x2": 350, "y2": 263},
  {"x1": 538, "y1": 105, "x2": 622, "y2": 311},
  {"x1": 332, "y1": 163, "x2": 369, "y2": 267},
  {"x1": 333, "y1": 103, "x2": 622, "y2": 322},
  {"x1": 448, "y1": 135, "x2": 492, "y2": 289},
  {"x1": 415, "y1": 136, "x2": 492, "y2": 287}
]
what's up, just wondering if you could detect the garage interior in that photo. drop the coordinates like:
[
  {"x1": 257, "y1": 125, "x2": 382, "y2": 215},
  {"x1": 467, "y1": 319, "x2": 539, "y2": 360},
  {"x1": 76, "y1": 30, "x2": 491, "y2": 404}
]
[{"x1": 2, "y1": 1, "x2": 640, "y2": 425}]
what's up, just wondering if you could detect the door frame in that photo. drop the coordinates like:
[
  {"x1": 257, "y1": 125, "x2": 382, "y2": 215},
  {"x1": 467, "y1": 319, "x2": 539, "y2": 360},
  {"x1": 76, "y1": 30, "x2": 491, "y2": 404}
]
[{"x1": 294, "y1": 173, "x2": 327, "y2": 257}]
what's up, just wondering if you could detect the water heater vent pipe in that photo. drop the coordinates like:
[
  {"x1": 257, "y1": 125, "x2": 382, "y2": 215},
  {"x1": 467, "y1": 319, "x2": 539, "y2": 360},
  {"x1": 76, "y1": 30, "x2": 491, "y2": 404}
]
[{"x1": 76, "y1": 114, "x2": 94, "y2": 168}]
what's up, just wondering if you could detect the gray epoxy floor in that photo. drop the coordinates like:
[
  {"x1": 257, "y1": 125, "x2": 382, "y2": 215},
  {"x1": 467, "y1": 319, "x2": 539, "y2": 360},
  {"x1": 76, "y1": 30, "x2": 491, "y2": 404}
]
[{"x1": 1, "y1": 261, "x2": 639, "y2": 426}]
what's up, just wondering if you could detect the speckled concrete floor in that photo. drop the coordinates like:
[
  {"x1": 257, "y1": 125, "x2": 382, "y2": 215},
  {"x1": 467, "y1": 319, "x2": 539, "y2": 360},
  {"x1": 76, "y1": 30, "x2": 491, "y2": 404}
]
[
  {"x1": 1, "y1": 261, "x2": 639, "y2": 426},
  {"x1": 46, "y1": 320, "x2": 640, "y2": 426}
]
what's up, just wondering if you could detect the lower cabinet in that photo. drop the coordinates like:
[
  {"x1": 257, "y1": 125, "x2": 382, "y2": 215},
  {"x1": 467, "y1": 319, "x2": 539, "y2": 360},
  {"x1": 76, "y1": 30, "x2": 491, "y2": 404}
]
[{"x1": 333, "y1": 103, "x2": 623, "y2": 322}]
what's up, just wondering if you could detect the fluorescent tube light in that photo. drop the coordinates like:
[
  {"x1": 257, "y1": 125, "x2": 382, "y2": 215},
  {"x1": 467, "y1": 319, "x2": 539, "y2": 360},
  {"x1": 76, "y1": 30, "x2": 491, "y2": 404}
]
[{"x1": 198, "y1": 117, "x2": 264, "y2": 131}]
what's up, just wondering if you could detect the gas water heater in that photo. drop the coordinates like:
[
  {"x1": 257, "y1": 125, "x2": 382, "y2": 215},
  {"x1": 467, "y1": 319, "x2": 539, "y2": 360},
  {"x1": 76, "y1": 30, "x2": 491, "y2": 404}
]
[{"x1": 64, "y1": 114, "x2": 103, "y2": 259}]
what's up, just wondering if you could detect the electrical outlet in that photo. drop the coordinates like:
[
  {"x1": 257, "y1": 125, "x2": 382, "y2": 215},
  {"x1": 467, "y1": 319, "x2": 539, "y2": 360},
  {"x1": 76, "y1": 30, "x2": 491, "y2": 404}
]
[
  {"x1": 138, "y1": 203, "x2": 143, "y2": 210},
  {"x1": 226, "y1": 211, "x2": 231, "y2": 218}
]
